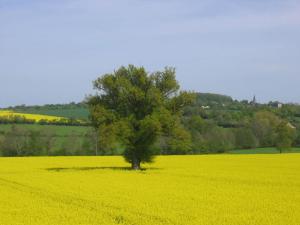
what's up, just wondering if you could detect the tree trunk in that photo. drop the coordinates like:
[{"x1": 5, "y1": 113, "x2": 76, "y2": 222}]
[
  {"x1": 131, "y1": 158, "x2": 141, "y2": 170},
  {"x1": 94, "y1": 129, "x2": 99, "y2": 156}
]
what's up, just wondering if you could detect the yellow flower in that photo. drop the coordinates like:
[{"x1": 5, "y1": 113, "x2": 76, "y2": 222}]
[{"x1": 0, "y1": 154, "x2": 299, "y2": 225}]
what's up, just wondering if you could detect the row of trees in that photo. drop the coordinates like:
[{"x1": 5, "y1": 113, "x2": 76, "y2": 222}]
[
  {"x1": 93, "y1": 111, "x2": 297, "y2": 155},
  {"x1": 184, "y1": 111, "x2": 297, "y2": 154},
  {"x1": 0, "y1": 114, "x2": 296, "y2": 157},
  {"x1": 0, "y1": 125, "x2": 98, "y2": 157}
]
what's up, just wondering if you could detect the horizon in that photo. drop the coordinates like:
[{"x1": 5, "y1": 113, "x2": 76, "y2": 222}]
[
  {"x1": 2, "y1": 91, "x2": 299, "y2": 109},
  {"x1": 1, "y1": 0, "x2": 300, "y2": 107}
]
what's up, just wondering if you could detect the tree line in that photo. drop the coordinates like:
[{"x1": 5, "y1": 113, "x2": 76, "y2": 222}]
[
  {"x1": 0, "y1": 125, "x2": 98, "y2": 156},
  {"x1": 182, "y1": 111, "x2": 297, "y2": 154}
]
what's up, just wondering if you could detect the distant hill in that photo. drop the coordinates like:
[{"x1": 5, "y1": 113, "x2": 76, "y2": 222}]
[
  {"x1": 2, "y1": 93, "x2": 300, "y2": 129},
  {"x1": 2, "y1": 93, "x2": 234, "y2": 120}
]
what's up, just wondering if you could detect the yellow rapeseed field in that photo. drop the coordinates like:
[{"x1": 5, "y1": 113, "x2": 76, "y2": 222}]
[
  {"x1": 0, "y1": 110, "x2": 65, "y2": 122},
  {"x1": 0, "y1": 154, "x2": 299, "y2": 225}
]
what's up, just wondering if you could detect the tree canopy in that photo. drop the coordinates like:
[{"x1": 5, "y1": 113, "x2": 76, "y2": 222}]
[{"x1": 88, "y1": 65, "x2": 195, "y2": 169}]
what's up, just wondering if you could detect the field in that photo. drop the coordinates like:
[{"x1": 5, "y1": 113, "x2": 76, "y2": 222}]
[
  {"x1": 0, "y1": 155, "x2": 299, "y2": 225},
  {"x1": 13, "y1": 107, "x2": 89, "y2": 120},
  {"x1": 0, "y1": 110, "x2": 66, "y2": 122},
  {"x1": 229, "y1": 147, "x2": 300, "y2": 154}
]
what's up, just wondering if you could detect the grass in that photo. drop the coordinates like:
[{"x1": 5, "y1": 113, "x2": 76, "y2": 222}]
[
  {"x1": 229, "y1": 147, "x2": 300, "y2": 154},
  {"x1": 0, "y1": 154, "x2": 299, "y2": 225}
]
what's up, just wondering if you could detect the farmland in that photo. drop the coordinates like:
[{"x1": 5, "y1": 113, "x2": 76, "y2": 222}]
[
  {"x1": 10, "y1": 104, "x2": 89, "y2": 120},
  {"x1": 0, "y1": 154, "x2": 299, "y2": 225},
  {"x1": 0, "y1": 110, "x2": 66, "y2": 122}
]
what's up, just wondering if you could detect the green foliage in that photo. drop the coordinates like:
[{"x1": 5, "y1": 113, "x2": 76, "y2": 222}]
[
  {"x1": 251, "y1": 111, "x2": 281, "y2": 147},
  {"x1": 88, "y1": 65, "x2": 195, "y2": 169},
  {"x1": 295, "y1": 129, "x2": 300, "y2": 146},
  {"x1": 0, "y1": 124, "x2": 94, "y2": 157},
  {"x1": 161, "y1": 123, "x2": 192, "y2": 154},
  {"x1": 234, "y1": 128, "x2": 258, "y2": 149},
  {"x1": 201, "y1": 127, "x2": 235, "y2": 153},
  {"x1": 275, "y1": 122, "x2": 296, "y2": 153}
]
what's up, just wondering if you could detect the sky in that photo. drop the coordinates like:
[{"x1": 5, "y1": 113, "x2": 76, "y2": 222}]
[{"x1": 0, "y1": 0, "x2": 300, "y2": 107}]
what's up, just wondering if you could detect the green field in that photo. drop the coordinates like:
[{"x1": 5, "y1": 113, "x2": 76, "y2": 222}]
[
  {"x1": 229, "y1": 147, "x2": 300, "y2": 154},
  {"x1": 0, "y1": 155, "x2": 299, "y2": 225}
]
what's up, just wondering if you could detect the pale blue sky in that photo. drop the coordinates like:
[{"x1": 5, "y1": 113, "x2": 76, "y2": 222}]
[{"x1": 1, "y1": 0, "x2": 300, "y2": 107}]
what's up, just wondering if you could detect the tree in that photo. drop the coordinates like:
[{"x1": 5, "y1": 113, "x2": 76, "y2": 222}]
[
  {"x1": 41, "y1": 129, "x2": 55, "y2": 156},
  {"x1": 25, "y1": 130, "x2": 43, "y2": 156},
  {"x1": 80, "y1": 130, "x2": 97, "y2": 156},
  {"x1": 276, "y1": 122, "x2": 296, "y2": 153},
  {"x1": 234, "y1": 128, "x2": 258, "y2": 149},
  {"x1": 161, "y1": 124, "x2": 192, "y2": 155},
  {"x1": 88, "y1": 65, "x2": 195, "y2": 170},
  {"x1": 202, "y1": 127, "x2": 235, "y2": 153},
  {"x1": 1, "y1": 125, "x2": 27, "y2": 156},
  {"x1": 251, "y1": 111, "x2": 281, "y2": 147},
  {"x1": 295, "y1": 129, "x2": 300, "y2": 147}
]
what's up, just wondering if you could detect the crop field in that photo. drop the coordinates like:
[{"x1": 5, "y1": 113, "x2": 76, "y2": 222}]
[
  {"x1": 14, "y1": 107, "x2": 89, "y2": 120},
  {"x1": 0, "y1": 155, "x2": 299, "y2": 225},
  {"x1": 0, "y1": 110, "x2": 65, "y2": 122}
]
